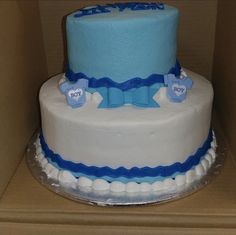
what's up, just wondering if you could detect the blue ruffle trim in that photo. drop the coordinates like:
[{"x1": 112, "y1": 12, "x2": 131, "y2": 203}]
[
  {"x1": 40, "y1": 129, "x2": 213, "y2": 179},
  {"x1": 65, "y1": 61, "x2": 181, "y2": 91}
]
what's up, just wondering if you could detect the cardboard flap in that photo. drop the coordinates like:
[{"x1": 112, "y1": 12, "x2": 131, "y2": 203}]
[{"x1": 0, "y1": 0, "x2": 47, "y2": 196}]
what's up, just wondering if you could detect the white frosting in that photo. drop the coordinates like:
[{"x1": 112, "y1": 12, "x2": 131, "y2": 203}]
[
  {"x1": 195, "y1": 164, "x2": 205, "y2": 176},
  {"x1": 208, "y1": 148, "x2": 216, "y2": 159},
  {"x1": 175, "y1": 175, "x2": 186, "y2": 186},
  {"x1": 140, "y1": 182, "x2": 152, "y2": 192},
  {"x1": 201, "y1": 159, "x2": 209, "y2": 171},
  {"x1": 45, "y1": 165, "x2": 59, "y2": 180},
  {"x1": 126, "y1": 182, "x2": 140, "y2": 193},
  {"x1": 92, "y1": 179, "x2": 110, "y2": 191},
  {"x1": 186, "y1": 170, "x2": 196, "y2": 183},
  {"x1": 205, "y1": 153, "x2": 213, "y2": 165},
  {"x1": 36, "y1": 146, "x2": 42, "y2": 156},
  {"x1": 58, "y1": 170, "x2": 77, "y2": 183},
  {"x1": 39, "y1": 69, "x2": 213, "y2": 169},
  {"x1": 163, "y1": 178, "x2": 176, "y2": 189},
  {"x1": 77, "y1": 176, "x2": 93, "y2": 187},
  {"x1": 34, "y1": 135, "x2": 217, "y2": 193},
  {"x1": 39, "y1": 158, "x2": 48, "y2": 168},
  {"x1": 36, "y1": 152, "x2": 44, "y2": 162},
  {"x1": 152, "y1": 181, "x2": 164, "y2": 191},
  {"x1": 110, "y1": 181, "x2": 126, "y2": 193}
]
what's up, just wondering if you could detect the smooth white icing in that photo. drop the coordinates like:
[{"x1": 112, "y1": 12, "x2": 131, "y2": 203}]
[
  {"x1": 34, "y1": 134, "x2": 216, "y2": 193},
  {"x1": 40, "y1": 70, "x2": 213, "y2": 169}
]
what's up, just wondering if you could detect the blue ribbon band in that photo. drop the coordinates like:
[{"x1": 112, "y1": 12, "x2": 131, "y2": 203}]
[
  {"x1": 65, "y1": 61, "x2": 181, "y2": 91},
  {"x1": 40, "y1": 129, "x2": 213, "y2": 179}
]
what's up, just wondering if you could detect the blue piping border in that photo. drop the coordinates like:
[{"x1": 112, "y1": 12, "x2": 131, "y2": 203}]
[{"x1": 40, "y1": 129, "x2": 213, "y2": 179}]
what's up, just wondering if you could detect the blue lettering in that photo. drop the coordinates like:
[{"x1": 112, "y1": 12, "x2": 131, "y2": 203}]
[
  {"x1": 132, "y1": 3, "x2": 147, "y2": 11},
  {"x1": 71, "y1": 90, "x2": 82, "y2": 98},
  {"x1": 96, "y1": 5, "x2": 111, "y2": 13},
  {"x1": 114, "y1": 3, "x2": 127, "y2": 12},
  {"x1": 155, "y1": 3, "x2": 165, "y2": 10},
  {"x1": 74, "y1": 5, "x2": 111, "y2": 18},
  {"x1": 74, "y1": 3, "x2": 165, "y2": 18},
  {"x1": 173, "y1": 87, "x2": 184, "y2": 93}
]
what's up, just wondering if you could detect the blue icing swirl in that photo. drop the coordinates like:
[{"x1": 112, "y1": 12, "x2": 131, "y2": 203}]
[{"x1": 40, "y1": 129, "x2": 213, "y2": 179}]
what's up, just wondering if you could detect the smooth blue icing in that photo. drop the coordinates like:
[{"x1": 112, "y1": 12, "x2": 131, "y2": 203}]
[
  {"x1": 40, "y1": 129, "x2": 213, "y2": 182},
  {"x1": 66, "y1": 3, "x2": 179, "y2": 83}
]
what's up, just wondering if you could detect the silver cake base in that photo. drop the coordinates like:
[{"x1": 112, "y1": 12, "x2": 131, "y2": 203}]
[{"x1": 26, "y1": 129, "x2": 226, "y2": 206}]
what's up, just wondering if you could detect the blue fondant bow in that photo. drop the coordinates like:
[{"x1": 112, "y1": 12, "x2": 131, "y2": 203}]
[
  {"x1": 65, "y1": 61, "x2": 181, "y2": 108},
  {"x1": 97, "y1": 86, "x2": 162, "y2": 108}
]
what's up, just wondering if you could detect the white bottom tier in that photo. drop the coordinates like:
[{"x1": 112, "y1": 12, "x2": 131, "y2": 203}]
[{"x1": 39, "y1": 70, "x2": 213, "y2": 171}]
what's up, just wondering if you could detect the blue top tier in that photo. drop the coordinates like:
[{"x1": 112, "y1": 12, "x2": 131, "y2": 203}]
[{"x1": 66, "y1": 3, "x2": 179, "y2": 83}]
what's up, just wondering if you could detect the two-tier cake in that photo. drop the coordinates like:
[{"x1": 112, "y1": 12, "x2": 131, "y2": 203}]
[{"x1": 34, "y1": 2, "x2": 216, "y2": 196}]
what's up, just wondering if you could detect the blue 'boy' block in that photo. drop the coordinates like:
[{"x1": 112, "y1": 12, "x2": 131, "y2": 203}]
[
  {"x1": 164, "y1": 74, "x2": 193, "y2": 102},
  {"x1": 60, "y1": 79, "x2": 88, "y2": 108}
]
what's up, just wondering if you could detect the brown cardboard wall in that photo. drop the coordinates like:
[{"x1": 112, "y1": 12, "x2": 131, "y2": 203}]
[
  {"x1": 0, "y1": 1, "x2": 236, "y2": 233},
  {"x1": 39, "y1": 0, "x2": 217, "y2": 80},
  {"x1": 0, "y1": 1, "x2": 47, "y2": 196},
  {"x1": 213, "y1": 0, "x2": 236, "y2": 160}
]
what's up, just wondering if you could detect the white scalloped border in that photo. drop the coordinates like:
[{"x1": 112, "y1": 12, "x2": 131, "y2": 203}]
[{"x1": 34, "y1": 133, "x2": 217, "y2": 193}]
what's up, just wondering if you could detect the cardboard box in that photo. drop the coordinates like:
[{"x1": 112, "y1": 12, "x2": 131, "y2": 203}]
[{"x1": 0, "y1": 0, "x2": 235, "y2": 234}]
